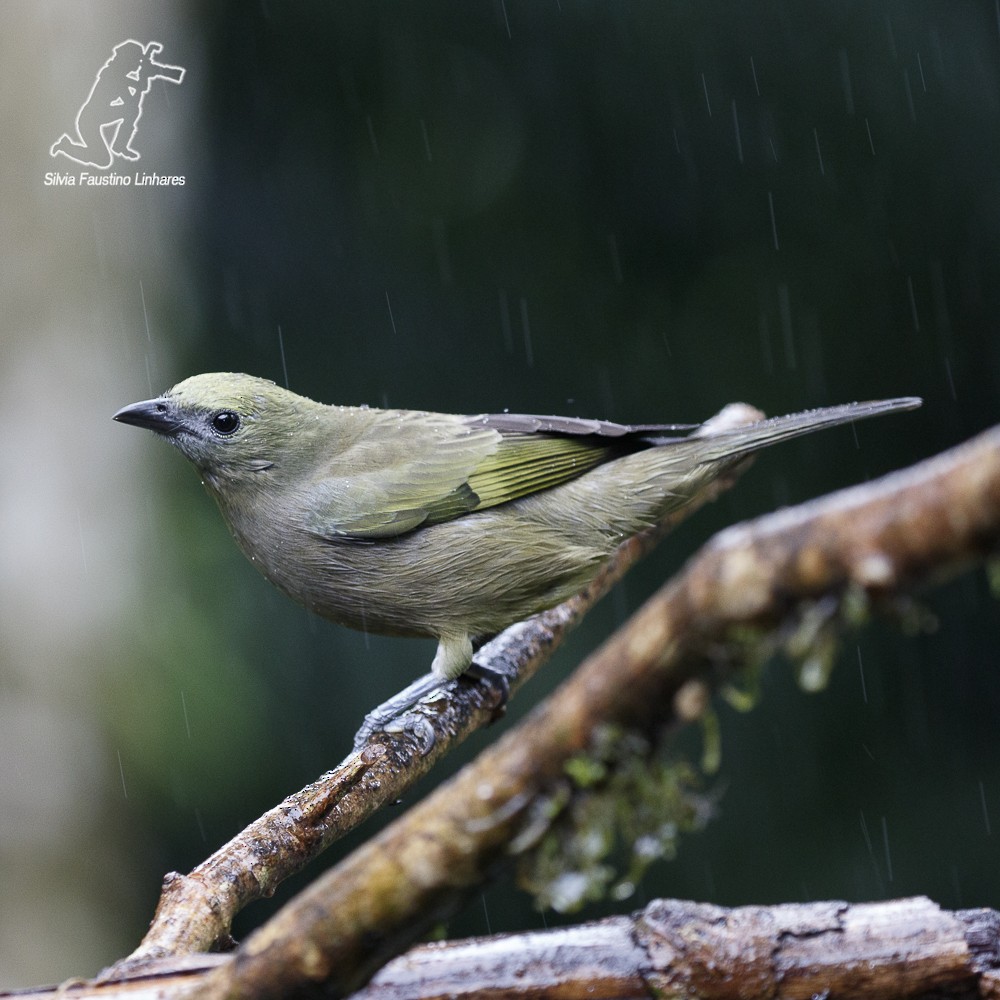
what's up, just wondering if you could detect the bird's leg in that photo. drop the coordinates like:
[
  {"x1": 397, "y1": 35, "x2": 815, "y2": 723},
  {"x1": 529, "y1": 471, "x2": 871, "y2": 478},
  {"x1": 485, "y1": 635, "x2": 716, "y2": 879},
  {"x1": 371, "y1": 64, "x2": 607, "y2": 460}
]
[
  {"x1": 429, "y1": 633, "x2": 475, "y2": 679},
  {"x1": 353, "y1": 634, "x2": 473, "y2": 749},
  {"x1": 351, "y1": 635, "x2": 511, "y2": 752}
]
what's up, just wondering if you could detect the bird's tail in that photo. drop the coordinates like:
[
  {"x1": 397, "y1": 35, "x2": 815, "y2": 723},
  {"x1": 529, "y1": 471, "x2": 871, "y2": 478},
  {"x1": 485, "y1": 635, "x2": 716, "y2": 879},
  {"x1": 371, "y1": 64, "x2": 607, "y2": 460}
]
[{"x1": 685, "y1": 397, "x2": 922, "y2": 464}]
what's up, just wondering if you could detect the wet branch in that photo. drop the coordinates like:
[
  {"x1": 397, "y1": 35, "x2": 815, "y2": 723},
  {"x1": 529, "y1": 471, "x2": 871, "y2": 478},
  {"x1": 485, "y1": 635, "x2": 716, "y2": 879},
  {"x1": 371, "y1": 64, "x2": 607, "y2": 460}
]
[
  {"x1": 178, "y1": 425, "x2": 1000, "y2": 999},
  {"x1": 106, "y1": 461, "x2": 749, "y2": 973},
  {"x1": 357, "y1": 895, "x2": 1000, "y2": 1000}
]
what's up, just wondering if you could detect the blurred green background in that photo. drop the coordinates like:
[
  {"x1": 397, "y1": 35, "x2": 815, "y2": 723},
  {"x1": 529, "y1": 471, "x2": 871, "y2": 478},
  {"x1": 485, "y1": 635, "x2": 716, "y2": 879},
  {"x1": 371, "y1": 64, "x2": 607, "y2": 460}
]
[{"x1": 3, "y1": 0, "x2": 999, "y2": 988}]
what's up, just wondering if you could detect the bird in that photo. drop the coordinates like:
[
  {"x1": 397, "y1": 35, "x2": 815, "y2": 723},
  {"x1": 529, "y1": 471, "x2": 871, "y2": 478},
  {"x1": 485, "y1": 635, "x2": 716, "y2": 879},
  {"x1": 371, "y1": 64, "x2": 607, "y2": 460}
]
[{"x1": 114, "y1": 373, "x2": 919, "y2": 724}]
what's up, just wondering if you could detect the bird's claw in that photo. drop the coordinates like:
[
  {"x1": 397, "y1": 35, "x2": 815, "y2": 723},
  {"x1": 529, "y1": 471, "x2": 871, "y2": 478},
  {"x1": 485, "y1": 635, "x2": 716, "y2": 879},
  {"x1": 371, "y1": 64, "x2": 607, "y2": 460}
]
[
  {"x1": 351, "y1": 662, "x2": 511, "y2": 753},
  {"x1": 352, "y1": 671, "x2": 445, "y2": 752},
  {"x1": 353, "y1": 704, "x2": 438, "y2": 756}
]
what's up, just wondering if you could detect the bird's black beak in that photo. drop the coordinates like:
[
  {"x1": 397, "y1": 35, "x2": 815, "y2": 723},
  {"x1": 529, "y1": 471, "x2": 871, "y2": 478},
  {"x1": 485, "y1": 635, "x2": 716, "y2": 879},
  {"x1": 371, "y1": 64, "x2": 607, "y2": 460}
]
[{"x1": 113, "y1": 397, "x2": 182, "y2": 435}]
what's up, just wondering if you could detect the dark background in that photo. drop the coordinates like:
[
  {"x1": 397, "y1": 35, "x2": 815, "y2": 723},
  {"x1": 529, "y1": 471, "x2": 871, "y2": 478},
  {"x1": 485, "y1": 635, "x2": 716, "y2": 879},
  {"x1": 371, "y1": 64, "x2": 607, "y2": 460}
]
[{"x1": 3, "y1": 0, "x2": 998, "y2": 986}]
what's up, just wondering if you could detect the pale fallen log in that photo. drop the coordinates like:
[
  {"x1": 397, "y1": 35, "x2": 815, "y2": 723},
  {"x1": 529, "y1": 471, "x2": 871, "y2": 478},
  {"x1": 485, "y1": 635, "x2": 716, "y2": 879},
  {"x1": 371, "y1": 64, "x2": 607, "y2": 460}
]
[{"x1": 7, "y1": 897, "x2": 999, "y2": 1000}]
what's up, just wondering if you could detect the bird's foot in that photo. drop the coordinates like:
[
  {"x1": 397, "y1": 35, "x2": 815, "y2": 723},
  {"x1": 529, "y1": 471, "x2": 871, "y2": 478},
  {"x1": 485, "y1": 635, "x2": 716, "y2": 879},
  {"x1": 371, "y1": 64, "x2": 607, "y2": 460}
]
[
  {"x1": 350, "y1": 661, "x2": 512, "y2": 753},
  {"x1": 352, "y1": 672, "x2": 445, "y2": 752}
]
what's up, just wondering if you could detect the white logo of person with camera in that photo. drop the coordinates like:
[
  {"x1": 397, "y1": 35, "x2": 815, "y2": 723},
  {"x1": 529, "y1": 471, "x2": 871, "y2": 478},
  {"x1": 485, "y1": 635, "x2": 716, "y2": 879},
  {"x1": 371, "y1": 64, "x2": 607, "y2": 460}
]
[{"x1": 51, "y1": 40, "x2": 185, "y2": 169}]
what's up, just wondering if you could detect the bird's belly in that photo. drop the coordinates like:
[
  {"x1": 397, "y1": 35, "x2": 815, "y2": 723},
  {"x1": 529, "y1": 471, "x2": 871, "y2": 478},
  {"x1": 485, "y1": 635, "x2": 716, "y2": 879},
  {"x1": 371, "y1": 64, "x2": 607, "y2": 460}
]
[{"x1": 237, "y1": 510, "x2": 609, "y2": 642}]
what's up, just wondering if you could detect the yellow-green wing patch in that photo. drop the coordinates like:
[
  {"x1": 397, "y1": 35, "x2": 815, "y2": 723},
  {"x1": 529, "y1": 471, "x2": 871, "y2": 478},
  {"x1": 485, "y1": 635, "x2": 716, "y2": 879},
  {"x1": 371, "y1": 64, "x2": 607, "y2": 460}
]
[{"x1": 446, "y1": 433, "x2": 613, "y2": 514}]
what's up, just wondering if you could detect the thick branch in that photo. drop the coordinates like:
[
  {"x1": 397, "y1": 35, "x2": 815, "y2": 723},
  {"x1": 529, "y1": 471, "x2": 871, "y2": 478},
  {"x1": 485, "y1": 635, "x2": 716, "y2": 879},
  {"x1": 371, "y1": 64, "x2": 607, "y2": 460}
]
[
  {"x1": 358, "y1": 895, "x2": 1000, "y2": 1000},
  {"x1": 183, "y1": 426, "x2": 1000, "y2": 999}
]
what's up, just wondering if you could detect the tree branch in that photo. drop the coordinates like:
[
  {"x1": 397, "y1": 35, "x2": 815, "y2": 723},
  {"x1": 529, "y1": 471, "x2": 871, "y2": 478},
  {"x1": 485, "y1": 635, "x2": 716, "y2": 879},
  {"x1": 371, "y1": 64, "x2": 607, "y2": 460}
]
[
  {"x1": 178, "y1": 425, "x2": 1000, "y2": 998},
  {"x1": 107, "y1": 459, "x2": 750, "y2": 972},
  {"x1": 357, "y1": 895, "x2": 1000, "y2": 1000}
]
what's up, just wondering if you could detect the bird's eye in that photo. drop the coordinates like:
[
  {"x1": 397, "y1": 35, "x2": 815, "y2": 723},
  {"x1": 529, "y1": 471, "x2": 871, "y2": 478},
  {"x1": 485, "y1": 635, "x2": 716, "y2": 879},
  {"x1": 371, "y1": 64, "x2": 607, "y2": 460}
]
[{"x1": 211, "y1": 410, "x2": 240, "y2": 436}]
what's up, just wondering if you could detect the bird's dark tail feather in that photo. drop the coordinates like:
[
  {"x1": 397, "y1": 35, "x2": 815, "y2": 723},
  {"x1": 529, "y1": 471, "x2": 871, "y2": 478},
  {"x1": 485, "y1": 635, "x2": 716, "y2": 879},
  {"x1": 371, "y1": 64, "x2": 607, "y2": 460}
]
[{"x1": 689, "y1": 397, "x2": 922, "y2": 464}]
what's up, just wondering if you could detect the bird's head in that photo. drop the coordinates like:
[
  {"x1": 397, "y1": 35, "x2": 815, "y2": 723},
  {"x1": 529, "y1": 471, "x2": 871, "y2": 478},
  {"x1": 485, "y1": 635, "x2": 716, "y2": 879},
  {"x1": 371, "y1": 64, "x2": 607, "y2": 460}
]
[{"x1": 113, "y1": 372, "x2": 318, "y2": 492}]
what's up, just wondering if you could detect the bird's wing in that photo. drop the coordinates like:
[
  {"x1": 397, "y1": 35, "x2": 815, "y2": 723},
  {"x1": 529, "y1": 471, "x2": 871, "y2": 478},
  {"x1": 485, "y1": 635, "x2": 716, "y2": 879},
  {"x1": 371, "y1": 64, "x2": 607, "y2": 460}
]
[
  {"x1": 300, "y1": 410, "x2": 693, "y2": 540},
  {"x1": 476, "y1": 412, "x2": 695, "y2": 438}
]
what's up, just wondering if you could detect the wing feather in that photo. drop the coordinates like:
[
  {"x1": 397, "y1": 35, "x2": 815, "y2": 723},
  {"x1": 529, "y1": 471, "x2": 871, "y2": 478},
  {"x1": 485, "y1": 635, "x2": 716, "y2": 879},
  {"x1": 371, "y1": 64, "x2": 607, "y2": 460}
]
[{"x1": 300, "y1": 408, "x2": 671, "y2": 540}]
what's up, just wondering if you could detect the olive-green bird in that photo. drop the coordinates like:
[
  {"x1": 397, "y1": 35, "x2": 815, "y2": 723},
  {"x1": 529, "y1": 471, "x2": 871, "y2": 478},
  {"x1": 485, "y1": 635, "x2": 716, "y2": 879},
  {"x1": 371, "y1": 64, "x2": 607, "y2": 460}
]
[{"x1": 114, "y1": 374, "x2": 919, "y2": 687}]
